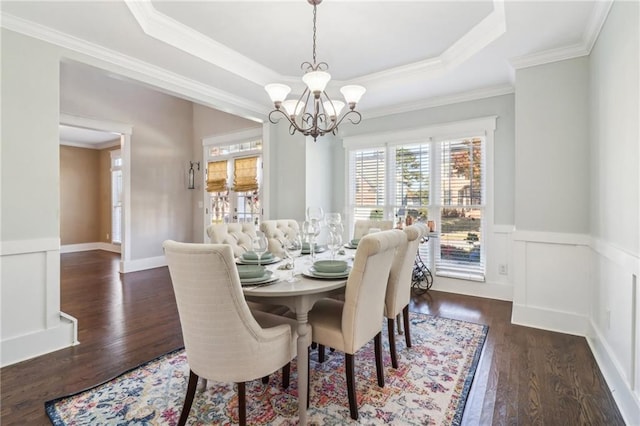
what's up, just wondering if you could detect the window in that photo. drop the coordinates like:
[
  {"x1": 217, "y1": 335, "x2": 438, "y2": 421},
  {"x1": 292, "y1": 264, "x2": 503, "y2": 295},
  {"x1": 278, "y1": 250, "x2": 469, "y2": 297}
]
[
  {"x1": 345, "y1": 117, "x2": 494, "y2": 281},
  {"x1": 205, "y1": 137, "x2": 262, "y2": 226},
  {"x1": 110, "y1": 150, "x2": 122, "y2": 244}
]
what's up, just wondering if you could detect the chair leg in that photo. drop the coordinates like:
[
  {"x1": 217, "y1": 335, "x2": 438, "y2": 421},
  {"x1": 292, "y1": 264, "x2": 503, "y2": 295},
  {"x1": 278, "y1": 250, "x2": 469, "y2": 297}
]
[
  {"x1": 345, "y1": 353, "x2": 358, "y2": 420},
  {"x1": 388, "y1": 317, "x2": 398, "y2": 369},
  {"x1": 318, "y1": 344, "x2": 325, "y2": 363},
  {"x1": 311, "y1": 342, "x2": 317, "y2": 350},
  {"x1": 282, "y1": 363, "x2": 290, "y2": 389},
  {"x1": 374, "y1": 332, "x2": 385, "y2": 387},
  {"x1": 403, "y1": 305, "x2": 412, "y2": 348},
  {"x1": 237, "y1": 382, "x2": 246, "y2": 426},
  {"x1": 261, "y1": 375, "x2": 269, "y2": 384},
  {"x1": 178, "y1": 370, "x2": 199, "y2": 426},
  {"x1": 307, "y1": 347, "x2": 311, "y2": 408}
]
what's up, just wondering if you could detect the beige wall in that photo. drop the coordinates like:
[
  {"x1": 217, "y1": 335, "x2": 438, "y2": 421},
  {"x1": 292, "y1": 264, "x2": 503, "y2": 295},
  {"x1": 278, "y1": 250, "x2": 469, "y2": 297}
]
[{"x1": 60, "y1": 145, "x2": 100, "y2": 244}]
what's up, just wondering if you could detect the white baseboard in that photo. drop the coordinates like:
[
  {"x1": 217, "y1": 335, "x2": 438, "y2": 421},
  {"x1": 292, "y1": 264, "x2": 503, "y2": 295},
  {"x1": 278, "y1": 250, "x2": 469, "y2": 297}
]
[
  {"x1": 1, "y1": 312, "x2": 77, "y2": 367},
  {"x1": 587, "y1": 320, "x2": 640, "y2": 425},
  {"x1": 121, "y1": 255, "x2": 166, "y2": 273},
  {"x1": 431, "y1": 278, "x2": 513, "y2": 301},
  {"x1": 511, "y1": 303, "x2": 588, "y2": 336},
  {"x1": 61, "y1": 242, "x2": 121, "y2": 254}
]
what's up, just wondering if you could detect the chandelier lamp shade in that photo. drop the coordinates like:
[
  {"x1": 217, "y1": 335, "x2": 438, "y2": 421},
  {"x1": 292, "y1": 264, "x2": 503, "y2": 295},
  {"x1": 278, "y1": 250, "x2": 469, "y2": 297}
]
[{"x1": 265, "y1": 0, "x2": 365, "y2": 141}]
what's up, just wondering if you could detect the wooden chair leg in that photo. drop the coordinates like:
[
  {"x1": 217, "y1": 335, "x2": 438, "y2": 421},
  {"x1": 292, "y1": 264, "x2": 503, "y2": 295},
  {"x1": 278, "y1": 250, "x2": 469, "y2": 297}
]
[
  {"x1": 345, "y1": 353, "x2": 358, "y2": 420},
  {"x1": 311, "y1": 342, "x2": 317, "y2": 350},
  {"x1": 261, "y1": 375, "x2": 269, "y2": 384},
  {"x1": 178, "y1": 370, "x2": 199, "y2": 426},
  {"x1": 388, "y1": 317, "x2": 398, "y2": 369},
  {"x1": 403, "y1": 305, "x2": 412, "y2": 348},
  {"x1": 318, "y1": 344, "x2": 325, "y2": 363},
  {"x1": 282, "y1": 363, "x2": 290, "y2": 389},
  {"x1": 374, "y1": 332, "x2": 384, "y2": 387},
  {"x1": 237, "y1": 382, "x2": 246, "y2": 426},
  {"x1": 307, "y1": 347, "x2": 311, "y2": 408}
]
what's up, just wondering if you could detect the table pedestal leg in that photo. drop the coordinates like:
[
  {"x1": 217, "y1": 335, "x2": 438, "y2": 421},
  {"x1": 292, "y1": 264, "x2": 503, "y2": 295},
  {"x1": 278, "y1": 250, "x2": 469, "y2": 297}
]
[{"x1": 296, "y1": 313, "x2": 310, "y2": 425}]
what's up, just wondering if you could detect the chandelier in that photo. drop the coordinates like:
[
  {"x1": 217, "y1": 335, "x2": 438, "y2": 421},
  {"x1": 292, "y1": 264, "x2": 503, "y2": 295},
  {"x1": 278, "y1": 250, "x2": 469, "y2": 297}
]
[{"x1": 264, "y1": 0, "x2": 366, "y2": 142}]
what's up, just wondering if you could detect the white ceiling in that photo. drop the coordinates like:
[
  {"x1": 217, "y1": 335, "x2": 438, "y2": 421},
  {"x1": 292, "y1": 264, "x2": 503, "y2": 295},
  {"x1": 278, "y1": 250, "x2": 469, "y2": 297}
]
[
  {"x1": 59, "y1": 125, "x2": 120, "y2": 149},
  {"x1": 0, "y1": 0, "x2": 611, "y2": 120}
]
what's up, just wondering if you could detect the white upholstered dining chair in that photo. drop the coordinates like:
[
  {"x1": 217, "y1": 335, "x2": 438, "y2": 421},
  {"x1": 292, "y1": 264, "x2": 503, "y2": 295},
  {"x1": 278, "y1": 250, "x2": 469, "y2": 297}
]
[
  {"x1": 308, "y1": 229, "x2": 406, "y2": 420},
  {"x1": 206, "y1": 223, "x2": 256, "y2": 257},
  {"x1": 260, "y1": 219, "x2": 300, "y2": 257},
  {"x1": 352, "y1": 219, "x2": 394, "y2": 240},
  {"x1": 384, "y1": 224, "x2": 425, "y2": 368},
  {"x1": 163, "y1": 241, "x2": 300, "y2": 426}
]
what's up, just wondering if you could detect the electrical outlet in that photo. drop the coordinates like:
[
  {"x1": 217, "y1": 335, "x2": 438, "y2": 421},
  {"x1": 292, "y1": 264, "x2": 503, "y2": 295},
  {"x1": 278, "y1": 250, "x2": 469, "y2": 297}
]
[
  {"x1": 106, "y1": 233, "x2": 110, "y2": 240},
  {"x1": 498, "y1": 264, "x2": 508, "y2": 275}
]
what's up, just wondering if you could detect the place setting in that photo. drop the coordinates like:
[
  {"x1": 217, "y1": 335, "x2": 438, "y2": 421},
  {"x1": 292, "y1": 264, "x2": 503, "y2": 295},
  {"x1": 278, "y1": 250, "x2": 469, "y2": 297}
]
[
  {"x1": 236, "y1": 250, "x2": 281, "y2": 265},
  {"x1": 236, "y1": 264, "x2": 279, "y2": 287},
  {"x1": 303, "y1": 259, "x2": 351, "y2": 280}
]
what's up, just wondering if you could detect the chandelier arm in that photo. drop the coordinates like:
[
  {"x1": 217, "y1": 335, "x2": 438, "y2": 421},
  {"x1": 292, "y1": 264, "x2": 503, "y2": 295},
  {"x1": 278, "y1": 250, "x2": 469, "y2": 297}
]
[{"x1": 332, "y1": 110, "x2": 363, "y2": 128}]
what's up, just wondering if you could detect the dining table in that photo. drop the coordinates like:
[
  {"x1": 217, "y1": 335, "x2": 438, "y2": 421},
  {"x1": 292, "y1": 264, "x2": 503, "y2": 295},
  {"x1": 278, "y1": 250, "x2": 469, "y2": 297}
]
[{"x1": 241, "y1": 247, "x2": 355, "y2": 426}]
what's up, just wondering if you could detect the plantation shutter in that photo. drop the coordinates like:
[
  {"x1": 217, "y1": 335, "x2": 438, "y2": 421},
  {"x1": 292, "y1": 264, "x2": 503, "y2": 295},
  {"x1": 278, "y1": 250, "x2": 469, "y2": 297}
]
[
  {"x1": 233, "y1": 156, "x2": 259, "y2": 192},
  {"x1": 350, "y1": 148, "x2": 386, "y2": 221},
  {"x1": 206, "y1": 160, "x2": 227, "y2": 193},
  {"x1": 436, "y1": 138, "x2": 485, "y2": 280},
  {"x1": 393, "y1": 143, "x2": 431, "y2": 261}
]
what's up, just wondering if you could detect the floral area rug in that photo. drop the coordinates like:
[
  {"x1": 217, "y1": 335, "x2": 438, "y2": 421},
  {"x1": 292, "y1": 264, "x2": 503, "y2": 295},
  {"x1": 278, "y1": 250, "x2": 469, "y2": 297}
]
[{"x1": 46, "y1": 312, "x2": 487, "y2": 425}]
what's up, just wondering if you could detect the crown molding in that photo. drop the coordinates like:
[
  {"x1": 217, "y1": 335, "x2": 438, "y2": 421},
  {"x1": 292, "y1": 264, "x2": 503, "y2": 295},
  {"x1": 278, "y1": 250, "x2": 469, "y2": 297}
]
[
  {"x1": 124, "y1": 0, "x2": 507, "y2": 90},
  {"x1": 509, "y1": 1, "x2": 613, "y2": 70},
  {"x1": 363, "y1": 84, "x2": 514, "y2": 120},
  {"x1": 124, "y1": 0, "x2": 280, "y2": 86},
  {"x1": 0, "y1": 11, "x2": 268, "y2": 122}
]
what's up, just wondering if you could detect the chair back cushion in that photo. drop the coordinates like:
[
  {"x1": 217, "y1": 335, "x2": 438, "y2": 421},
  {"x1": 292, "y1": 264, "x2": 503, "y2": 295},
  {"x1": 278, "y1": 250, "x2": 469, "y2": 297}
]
[
  {"x1": 206, "y1": 223, "x2": 256, "y2": 257},
  {"x1": 163, "y1": 241, "x2": 292, "y2": 382},
  {"x1": 342, "y1": 229, "x2": 406, "y2": 353},
  {"x1": 384, "y1": 224, "x2": 425, "y2": 318},
  {"x1": 353, "y1": 219, "x2": 394, "y2": 239},
  {"x1": 260, "y1": 220, "x2": 300, "y2": 256}
]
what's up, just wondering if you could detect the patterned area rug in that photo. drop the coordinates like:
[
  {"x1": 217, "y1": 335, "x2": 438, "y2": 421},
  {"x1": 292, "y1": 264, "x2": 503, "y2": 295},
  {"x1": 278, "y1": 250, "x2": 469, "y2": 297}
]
[{"x1": 46, "y1": 313, "x2": 487, "y2": 425}]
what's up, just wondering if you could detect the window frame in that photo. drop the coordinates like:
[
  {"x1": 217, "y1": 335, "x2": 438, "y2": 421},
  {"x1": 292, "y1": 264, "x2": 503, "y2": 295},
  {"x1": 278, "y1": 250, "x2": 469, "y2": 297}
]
[{"x1": 343, "y1": 116, "x2": 496, "y2": 281}]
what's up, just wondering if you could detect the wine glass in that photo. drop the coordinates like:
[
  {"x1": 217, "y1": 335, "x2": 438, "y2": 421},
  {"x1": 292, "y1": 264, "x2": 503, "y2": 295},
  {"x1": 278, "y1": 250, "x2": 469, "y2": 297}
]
[
  {"x1": 327, "y1": 229, "x2": 343, "y2": 260},
  {"x1": 284, "y1": 235, "x2": 303, "y2": 282},
  {"x1": 306, "y1": 206, "x2": 325, "y2": 222},
  {"x1": 252, "y1": 231, "x2": 268, "y2": 267},
  {"x1": 309, "y1": 218, "x2": 321, "y2": 262},
  {"x1": 325, "y1": 212, "x2": 341, "y2": 226}
]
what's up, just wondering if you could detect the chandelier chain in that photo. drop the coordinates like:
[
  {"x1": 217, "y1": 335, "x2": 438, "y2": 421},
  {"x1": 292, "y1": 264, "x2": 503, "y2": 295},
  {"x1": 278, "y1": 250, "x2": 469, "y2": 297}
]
[{"x1": 312, "y1": 3, "x2": 317, "y2": 65}]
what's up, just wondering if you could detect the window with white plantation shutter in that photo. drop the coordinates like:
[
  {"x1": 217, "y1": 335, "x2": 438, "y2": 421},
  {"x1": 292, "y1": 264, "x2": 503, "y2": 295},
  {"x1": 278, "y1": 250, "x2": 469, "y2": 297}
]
[
  {"x1": 392, "y1": 143, "x2": 431, "y2": 262},
  {"x1": 346, "y1": 127, "x2": 489, "y2": 282},
  {"x1": 350, "y1": 148, "x2": 386, "y2": 221},
  {"x1": 435, "y1": 138, "x2": 485, "y2": 280}
]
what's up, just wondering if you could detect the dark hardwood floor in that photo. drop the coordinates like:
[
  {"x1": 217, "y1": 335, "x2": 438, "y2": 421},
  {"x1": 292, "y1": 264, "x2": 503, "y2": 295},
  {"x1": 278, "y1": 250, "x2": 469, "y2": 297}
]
[{"x1": 1, "y1": 251, "x2": 624, "y2": 425}]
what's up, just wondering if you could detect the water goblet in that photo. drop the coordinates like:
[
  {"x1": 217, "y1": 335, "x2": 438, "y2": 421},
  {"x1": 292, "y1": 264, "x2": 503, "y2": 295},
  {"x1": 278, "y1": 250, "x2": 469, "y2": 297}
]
[
  {"x1": 252, "y1": 231, "x2": 268, "y2": 266},
  {"x1": 284, "y1": 235, "x2": 303, "y2": 282},
  {"x1": 306, "y1": 206, "x2": 325, "y2": 222},
  {"x1": 327, "y1": 230, "x2": 343, "y2": 260}
]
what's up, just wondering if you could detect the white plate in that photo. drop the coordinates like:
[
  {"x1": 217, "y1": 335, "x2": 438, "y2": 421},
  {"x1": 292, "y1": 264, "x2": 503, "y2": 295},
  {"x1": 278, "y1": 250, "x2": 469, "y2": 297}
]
[
  {"x1": 239, "y1": 271, "x2": 273, "y2": 284},
  {"x1": 237, "y1": 256, "x2": 281, "y2": 265},
  {"x1": 302, "y1": 266, "x2": 351, "y2": 279},
  {"x1": 240, "y1": 276, "x2": 280, "y2": 288}
]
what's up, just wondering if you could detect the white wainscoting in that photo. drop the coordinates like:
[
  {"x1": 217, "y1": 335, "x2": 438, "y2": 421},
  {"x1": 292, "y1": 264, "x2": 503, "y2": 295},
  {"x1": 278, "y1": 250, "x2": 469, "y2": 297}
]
[
  {"x1": 0, "y1": 238, "x2": 78, "y2": 367},
  {"x1": 511, "y1": 231, "x2": 591, "y2": 336},
  {"x1": 587, "y1": 238, "x2": 640, "y2": 425}
]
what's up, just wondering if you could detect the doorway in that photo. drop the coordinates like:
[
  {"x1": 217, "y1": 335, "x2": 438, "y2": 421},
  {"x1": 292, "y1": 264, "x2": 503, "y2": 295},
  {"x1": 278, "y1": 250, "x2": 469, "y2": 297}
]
[{"x1": 59, "y1": 114, "x2": 133, "y2": 273}]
